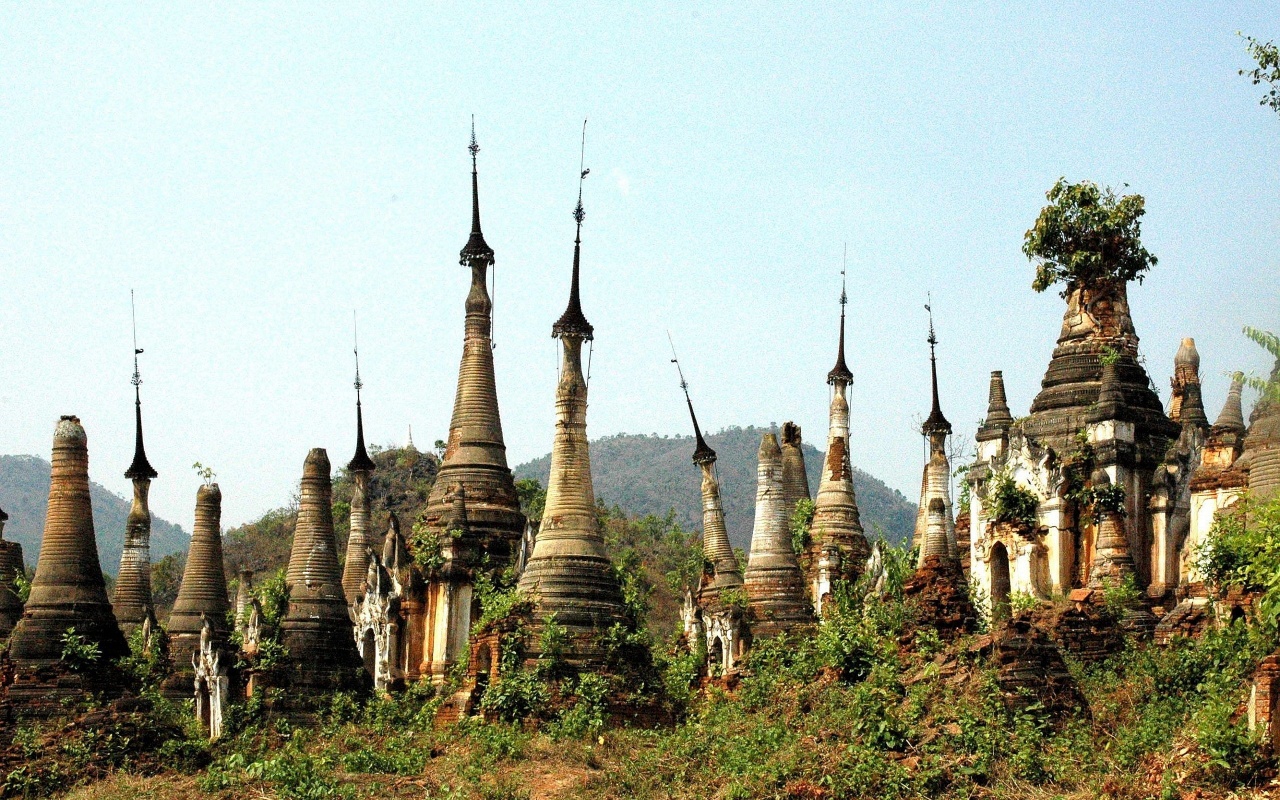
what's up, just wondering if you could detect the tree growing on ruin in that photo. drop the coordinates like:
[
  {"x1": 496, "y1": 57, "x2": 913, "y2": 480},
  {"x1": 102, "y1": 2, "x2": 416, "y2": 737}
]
[
  {"x1": 1240, "y1": 34, "x2": 1280, "y2": 118},
  {"x1": 1023, "y1": 178, "x2": 1157, "y2": 297}
]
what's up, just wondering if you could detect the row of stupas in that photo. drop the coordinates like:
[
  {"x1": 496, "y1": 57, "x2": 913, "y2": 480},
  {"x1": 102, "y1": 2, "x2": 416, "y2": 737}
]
[{"x1": 3, "y1": 122, "x2": 1276, "y2": 731}]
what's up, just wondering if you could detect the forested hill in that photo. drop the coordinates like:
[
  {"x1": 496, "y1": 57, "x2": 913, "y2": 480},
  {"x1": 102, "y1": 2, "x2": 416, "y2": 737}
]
[
  {"x1": 514, "y1": 425, "x2": 917, "y2": 549},
  {"x1": 0, "y1": 454, "x2": 190, "y2": 575}
]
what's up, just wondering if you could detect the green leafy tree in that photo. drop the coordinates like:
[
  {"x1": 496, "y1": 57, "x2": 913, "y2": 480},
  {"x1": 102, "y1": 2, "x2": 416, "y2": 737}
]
[
  {"x1": 1242, "y1": 327, "x2": 1280, "y2": 406},
  {"x1": 1240, "y1": 34, "x2": 1280, "y2": 117},
  {"x1": 1023, "y1": 178, "x2": 1157, "y2": 297}
]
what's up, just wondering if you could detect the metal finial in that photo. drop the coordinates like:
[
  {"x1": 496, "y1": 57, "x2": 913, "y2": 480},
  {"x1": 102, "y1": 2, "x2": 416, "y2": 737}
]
[
  {"x1": 840, "y1": 242, "x2": 848, "y2": 308},
  {"x1": 926, "y1": 292, "x2": 937, "y2": 353},
  {"x1": 130, "y1": 289, "x2": 143, "y2": 390},
  {"x1": 574, "y1": 119, "x2": 589, "y2": 230},
  {"x1": 469, "y1": 115, "x2": 479, "y2": 168},
  {"x1": 668, "y1": 331, "x2": 690, "y2": 394},
  {"x1": 353, "y1": 311, "x2": 363, "y2": 396}
]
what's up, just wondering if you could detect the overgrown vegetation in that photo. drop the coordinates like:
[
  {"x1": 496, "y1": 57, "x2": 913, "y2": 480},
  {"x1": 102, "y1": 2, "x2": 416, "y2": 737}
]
[
  {"x1": 1024, "y1": 178, "x2": 1156, "y2": 296},
  {"x1": 789, "y1": 497, "x2": 815, "y2": 555},
  {"x1": 1241, "y1": 33, "x2": 1280, "y2": 117},
  {"x1": 986, "y1": 468, "x2": 1040, "y2": 528}
]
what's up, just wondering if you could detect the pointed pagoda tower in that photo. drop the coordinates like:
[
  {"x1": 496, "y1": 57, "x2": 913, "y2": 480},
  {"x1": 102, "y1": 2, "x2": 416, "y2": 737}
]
[
  {"x1": 162, "y1": 482, "x2": 231, "y2": 701},
  {"x1": 678, "y1": 366, "x2": 742, "y2": 598},
  {"x1": 779, "y1": 422, "x2": 811, "y2": 521},
  {"x1": 277, "y1": 449, "x2": 366, "y2": 695},
  {"x1": 0, "y1": 505, "x2": 23, "y2": 638},
  {"x1": 1240, "y1": 357, "x2": 1280, "y2": 499},
  {"x1": 114, "y1": 319, "x2": 159, "y2": 636},
  {"x1": 515, "y1": 130, "x2": 628, "y2": 664},
  {"x1": 9, "y1": 417, "x2": 127, "y2": 665},
  {"x1": 807, "y1": 268, "x2": 869, "y2": 608},
  {"x1": 420, "y1": 120, "x2": 525, "y2": 559},
  {"x1": 413, "y1": 124, "x2": 525, "y2": 683},
  {"x1": 914, "y1": 306, "x2": 958, "y2": 568},
  {"x1": 342, "y1": 338, "x2": 377, "y2": 606}
]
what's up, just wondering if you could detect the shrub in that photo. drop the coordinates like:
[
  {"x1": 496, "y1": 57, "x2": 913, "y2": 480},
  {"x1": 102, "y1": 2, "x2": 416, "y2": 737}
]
[
  {"x1": 987, "y1": 469, "x2": 1040, "y2": 528},
  {"x1": 59, "y1": 628, "x2": 100, "y2": 671},
  {"x1": 789, "y1": 498, "x2": 815, "y2": 555}
]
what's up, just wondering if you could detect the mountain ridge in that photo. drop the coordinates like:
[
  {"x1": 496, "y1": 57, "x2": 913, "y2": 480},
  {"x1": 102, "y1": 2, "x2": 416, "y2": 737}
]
[
  {"x1": 514, "y1": 425, "x2": 916, "y2": 550},
  {"x1": 0, "y1": 454, "x2": 190, "y2": 575}
]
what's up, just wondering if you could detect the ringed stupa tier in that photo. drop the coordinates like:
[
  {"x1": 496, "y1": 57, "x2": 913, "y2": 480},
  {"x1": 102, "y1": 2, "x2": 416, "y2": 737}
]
[
  {"x1": 278, "y1": 449, "x2": 365, "y2": 691},
  {"x1": 163, "y1": 482, "x2": 231, "y2": 700},
  {"x1": 515, "y1": 144, "x2": 628, "y2": 660},
  {"x1": 743, "y1": 433, "x2": 813, "y2": 636},
  {"x1": 809, "y1": 274, "x2": 869, "y2": 584},
  {"x1": 1240, "y1": 358, "x2": 1280, "y2": 499},
  {"x1": 420, "y1": 123, "x2": 525, "y2": 562},
  {"x1": 1023, "y1": 281, "x2": 1177, "y2": 449},
  {"x1": 114, "y1": 351, "x2": 159, "y2": 635},
  {"x1": 0, "y1": 506, "x2": 23, "y2": 638},
  {"x1": 342, "y1": 348, "x2": 377, "y2": 605},
  {"x1": 8, "y1": 416, "x2": 127, "y2": 665},
  {"x1": 779, "y1": 422, "x2": 811, "y2": 520}
]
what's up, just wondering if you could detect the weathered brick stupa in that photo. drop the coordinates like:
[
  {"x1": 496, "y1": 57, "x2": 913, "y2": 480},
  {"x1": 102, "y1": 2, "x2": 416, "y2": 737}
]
[
  {"x1": 8, "y1": 416, "x2": 127, "y2": 666},
  {"x1": 341, "y1": 353, "x2": 377, "y2": 606},
  {"x1": 0, "y1": 506, "x2": 23, "y2": 638},
  {"x1": 674, "y1": 358, "x2": 747, "y2": 675},
  {"x1": 744, "y1": 433, "x2": 814, "y2": 638},
  {"x1": 806, "y1": 275, "x2": 869, "y2": 611},
  {"x1": 416, "y1": 125, "x2": 525, "y2": 682},
  {"x1": 113, "y1": 359, "x2": 159, "y2": 636},
  {"x1": 276, "y1": 449, "x2": 366, "y2": 695},
  {"x1": 162, "y1": 482, "x2": 230, "y2": 701},
  {"x1": 779, "y1": 422, "x2": 811, "y2": 520},
  {"x1": 515, "y1": 152, "x2": 628, "y2": 665}
]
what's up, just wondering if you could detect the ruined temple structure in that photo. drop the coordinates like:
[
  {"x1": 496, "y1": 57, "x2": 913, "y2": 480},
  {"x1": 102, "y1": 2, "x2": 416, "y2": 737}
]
[
  {"x1": 272, "y1": 449, "x2": 367, "y2": 701},
  {"x1": 0, "y1": 506, "x2": 23, "y2": 639},
  {"x1": 411, "y1": 127, "x2": 525, "y2": 684},
  {"x1": 113, "y1": 365, "x2": 159, "y2": 637},
  {"x1": 352, "y1": 512, "x2": 411, "y2": 692},
  {"x1": 5, "y1": 417, "x2": 128, "y2": 708},
  {"x1": 162, "y1": 483, "x2": 231, "y2": 714},
  {"x1": 966, "y1": 277, "x2": 1229, "y2": 620},
  {"x1": 804, "y1": 278, "x2": 869, "y2": 613},
  {"x1": 743, "y1": 433, "x2": 815, "y2": 638},
  {"x1": 676, "y1": 371, "x2": 747, "y2": 676},
  {"x1": 514, "y1": 156, "x2": 629, "y2": 667}
]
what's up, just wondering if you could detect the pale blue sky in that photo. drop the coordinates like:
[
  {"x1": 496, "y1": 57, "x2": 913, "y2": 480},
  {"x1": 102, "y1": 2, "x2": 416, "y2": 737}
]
[{"x1": 2, "y1": 3, "x2": 1277, "y2": 530}]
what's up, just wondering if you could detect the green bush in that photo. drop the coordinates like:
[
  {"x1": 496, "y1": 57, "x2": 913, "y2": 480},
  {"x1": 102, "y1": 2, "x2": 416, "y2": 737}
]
[
  {"x1": 59, "y1": 627, "x2": 101, "y2": 671},
  {"x1": 987, "y1": 470, "x2": 1040, "y2": 528}
]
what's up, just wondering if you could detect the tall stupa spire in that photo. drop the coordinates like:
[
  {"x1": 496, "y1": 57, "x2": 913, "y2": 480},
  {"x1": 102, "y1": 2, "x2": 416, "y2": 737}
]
[
  {"x1": 914, "y1": 302, "x2": 958, "y2": 565},
  {"x1": 810, "y1": 252, "x2": 868, "y2": 589},
  {"x1": 422, "y1": 118, "x2": 524, "y2": 569},
  {"x1": 115, "y1": 292, "x2": 158, "y2": 633},
  {"x1": 516, "y1": 122, "x2": 628, "y2": 663},
  {"x1": 744, "y1": 433, "x2": 813, "y2": 636},
  {"x1": 669, "y1": 336, "x2": 739, "y2": 589},
  {"x1": 343, "y1": 316, "x2": 377, "y2": 604}
]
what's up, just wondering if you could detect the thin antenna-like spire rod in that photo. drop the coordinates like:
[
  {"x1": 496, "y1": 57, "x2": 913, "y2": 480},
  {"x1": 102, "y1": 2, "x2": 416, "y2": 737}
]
[
  {"x1": 130, "y1": 289, "x2": 143, "y2": 396},
  {"x1": 574, "y1": 119, "x2": 589, "y2": 241},
  {"x1": 668, "y1": 331, "x2": 715, "y2": 463},
  {"x1": 353, "y1": 310, "x2": 363, "y2": 398}
]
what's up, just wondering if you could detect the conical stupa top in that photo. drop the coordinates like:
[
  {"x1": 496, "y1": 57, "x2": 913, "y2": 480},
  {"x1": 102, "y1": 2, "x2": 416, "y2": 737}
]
[
  {"x1": 827, "y1": 273, "x2": 853, "y2": 386},
  {"x1": 921, "y1": 303, "x2": 951, "y2": 436},
  {"x1": 168, "y1": 483, "x2": 230, "y2": 635},
  {"x1": 9, "y1": 416, "x2": 127, "y2": 664},
  {"x1": 1213, "y1": 373, "x2": 1247, "y2": 433},
  {"x1": 984, "y1": 371, "x2": 1014, "y2": 428},
  {"x1": 287, "y1": 449, "x2": 344, "y2": 592},
  {"x1": 0, "y1": 505, "x2": 7, "y2": 525},
  {"x1": 1175, "y1": 337, "x2": 1201, "y2": 381},
  {"x1": 460, "y1": 117, "x2": 495, "y2": 266},
  {"x1": 125, "y1": 353, "x2": 157, "y2": 483},
  {"x1": 552, "y1": 121, "x2": 595, "y2": 341},
  {"x1": 1181, "y1": 382, "x2": 1210, "y2": 428},
  {"x1": 670, "y1": 339, "x2": 716, "y2": 464},
  {"x1": 347, "y1": 341, "x2": 376, "y2": 474}
]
